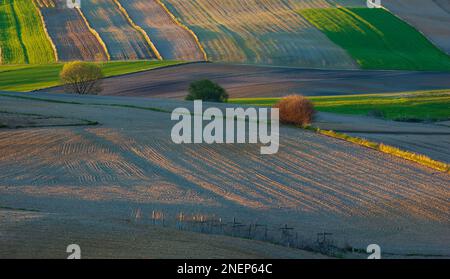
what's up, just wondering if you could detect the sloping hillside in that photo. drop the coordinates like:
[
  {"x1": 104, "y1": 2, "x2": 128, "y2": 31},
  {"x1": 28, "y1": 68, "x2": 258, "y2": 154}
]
[
  {"x1": 119, "y1": 0, "x2": 205, "y2": 61},
  {"x1": 37, "y1": 0, "x2": 109, "y2": 61},
  {"x1": 0, "y1": 0, "x2": 26, "y2": 64},
  {"x1": 0, "y1": 0, "x2": 56, "y2": 64},
  {"x1": 79, "y1": 0, "x2": 155, "y2": 60},
  {"x1": 299, "y1": 7, "x2": 450, "y2": 70},
  {"x1": 2, "y1": 0, "x2": 450, "y2": 70},
  {"x1": 383, "y1": 0, "x2": 450, "y2": 55},
  {"x1": 0, "y1": 92, "x2": 449, "y2": 255},
  {"x1": 161, "y1": 0, "x2": 358, "y2": 69}
]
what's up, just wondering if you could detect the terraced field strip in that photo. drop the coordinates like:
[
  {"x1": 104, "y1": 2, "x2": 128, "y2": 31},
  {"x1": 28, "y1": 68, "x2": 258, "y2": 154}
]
[
  {"x1": 229, "y1": 90, "x2": 450, "y2": 122},
  {"x1": 154, "y1": 0, "x2": 207, "y2": 61},
  {"x1": 33, "y1": 0, "x2": 58, "y2": 62},
  {"x1": 299, "y1": 7, "x2": 450, "y2": 71},
  {"x1": 112, "y1": 0, "x2": 162, "y2": 60},
  {"x1": 80, "y1": 0, "x2": 155, "y2": 60},
  {"x1": 0, "y1": 0, "x2": 27, "y2": 64},
  {"x1": 0, "y1": 60, "x2": 184, "y2": 92},
  {"x1": 162, "y1": 0, "x2": 358, "y2": 69},
  {"x1": 384, "y1": 0, "x2": 450, "y2": 55},
  {"x1": 75, "y1": 7, "x2": 111, "y2": 61},
  {"x1": 0, "y1": 0, "x2": 56, "y2": 64},
  {"x1": 119, "y1": 0, "x2": 206, "y2": 61},
  {"x1": 38, "y1": 0, "x2": 109, "y2": 61},
  {"x1": 14, "y1": 0, "x2": 57, "y2": 63}
]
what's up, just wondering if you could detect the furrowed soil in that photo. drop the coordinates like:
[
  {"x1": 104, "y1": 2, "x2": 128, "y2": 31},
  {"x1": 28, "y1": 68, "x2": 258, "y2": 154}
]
[
  {"x1": 0, "y1": 210, "x2": 327, "y2": 259},
  {"x1": 0, "y1": 92, "x2": 448, "y2": 257},
  {"x1": 119, "y1": 0, "x2": 205, "y2": 61},
  {"x1": 44, "y1": 63, "x2": 450, "y2": 98},
  {"x1": 160, "y1": 0, "x2": 358, "y2": 68},
  {"x1": 80, "y1": 0, "x2": 155, "y2": 60},
  {"x1": 37, "y1": 0, "x2": 108, "y2": 61}
]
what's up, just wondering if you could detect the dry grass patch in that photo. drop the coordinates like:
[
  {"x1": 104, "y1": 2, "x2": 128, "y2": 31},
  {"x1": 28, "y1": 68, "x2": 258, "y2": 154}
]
[
  {"x1": 311, "y1": 128, "x2": 449, "y2": 173},
  {"x1": 274, "y1": 95, "x2": 315, "y2": 126}
]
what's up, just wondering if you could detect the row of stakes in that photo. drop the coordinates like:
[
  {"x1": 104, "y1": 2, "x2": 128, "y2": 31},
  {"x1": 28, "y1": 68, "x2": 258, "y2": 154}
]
[{"x1": 131, "y1": 209, "x2": 335, "y2": 251}]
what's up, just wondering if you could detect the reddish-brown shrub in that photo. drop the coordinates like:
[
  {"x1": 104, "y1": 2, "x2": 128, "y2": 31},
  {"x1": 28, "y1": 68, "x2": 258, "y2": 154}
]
[{"x1": 274, "y1": 95, "x2": 315, "y2": 126}]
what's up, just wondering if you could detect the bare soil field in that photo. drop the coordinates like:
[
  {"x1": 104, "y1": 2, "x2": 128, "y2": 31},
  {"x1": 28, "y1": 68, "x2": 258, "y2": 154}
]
[
  {"x1": 38, "y1": 0, "x2": 108, "y2": 61},
  {"x1": 119, "y1": 0, "x2": 205, "y2": 61},
  {"x1": 161, "y1": 0, "x2": 357, "y2": 68},
  {"x1": 45, "y1": 63, "x2": 450, "y2": 98},
  {"x1": 80, "y1": 0, "x2": 155, "y2": 60},
  {"x1": 0, "y1": 210, "x2": 326, "y2": 259},
  {"x1": 384, "y1": 0, "x2": 450, "y2": 55},
  {"x1": 0, "y1": 92, "x2": 449, "y2": 257}
]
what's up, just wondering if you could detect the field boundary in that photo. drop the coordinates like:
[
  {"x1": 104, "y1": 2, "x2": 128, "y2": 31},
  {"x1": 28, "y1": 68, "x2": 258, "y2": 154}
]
[
  {"x1": 31, "y1": 61, "x2": 196, "y2": 92},
  {"x1": 306, "y1": 126, "x2": 449, "y2": 173},
  {"x1": 76, "y1": 8, "x2": 111, "y2": 61},
  {"x1": 32, "y1": 0, "x2": 58, "y2": 62},
  {"x1": 113, "y1": 0, "x2": 163, "y2": 60},
  {"x1": 299, "y1": 7, "x2": 450, "y2": 71},
  {"x1": 384, "y1": 4, "x2": 450, "y2": 56},
  {"x1": 154, "y1": 0, "x2": 208, "y2": 61}
]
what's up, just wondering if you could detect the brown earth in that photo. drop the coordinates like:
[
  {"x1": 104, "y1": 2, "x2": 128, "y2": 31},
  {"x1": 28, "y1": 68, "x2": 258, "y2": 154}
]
[
  {"x1": 119, "y1": 0, "x2": 205, "y2": 61},
  {"x1": 80, "y1": 0, "x2": 155, "y2": 60},
  {"x1": 161, "y1": 0, "x2": 358, "y2": 68},
  {"x1": 38, "y1": 0, "x2": 108, "y2": 61},
  {"x1": 44, "y1": 63, "x2": 450, "y2": 98},
  {"x1": 0, "y1": 210, "x2": 327, "y2": 259},
  {"x1": 0, "y1": 92, "x2": 448, "y2": 258}
]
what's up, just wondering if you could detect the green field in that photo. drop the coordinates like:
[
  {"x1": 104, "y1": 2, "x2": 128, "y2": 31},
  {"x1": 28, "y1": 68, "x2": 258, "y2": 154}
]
[
  {"x1": 0, "y1": 60, "x2": 183, "y2": 92},
  {"x1": 298, "y1": 8, "x2": 450, "y2": 71},
  {"x1": 229, "y1": 90, "x2": 450, "y2": 122},
  {"x1": 0, "y1": 0, "x2": 56, "y2": 64}
]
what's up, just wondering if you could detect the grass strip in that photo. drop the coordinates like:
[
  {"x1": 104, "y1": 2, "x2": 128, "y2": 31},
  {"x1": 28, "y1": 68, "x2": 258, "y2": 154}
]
[
  {"x1": 299, "y1": 8, "x2": 450, "y2": 71},
  {"x1": 305, "y1": 126, "x2": 449, "y2": 173},
  {"x1": 229, "y1": 89, "x2": 450, "y2": 122},
  {"x1": 0, "y1": 60, "x2": 184, "y2": 92}
]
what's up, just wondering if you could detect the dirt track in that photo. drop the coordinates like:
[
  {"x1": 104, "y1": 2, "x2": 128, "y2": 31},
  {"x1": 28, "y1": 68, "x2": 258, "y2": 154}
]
[
  {"x1": 43, "y1": 63, "x2": 450, "y2": 98},
  {"x1": 0, "y1": 92, "x2": 449, "y2": 257}
]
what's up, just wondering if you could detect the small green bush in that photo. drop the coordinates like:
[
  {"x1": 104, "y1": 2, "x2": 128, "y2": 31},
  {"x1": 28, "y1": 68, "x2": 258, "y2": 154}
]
[{"x1": 186, "y1": 79, "x2": 228, "y2": 102}]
